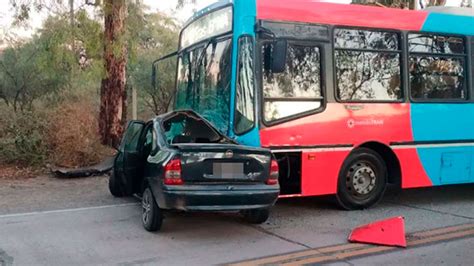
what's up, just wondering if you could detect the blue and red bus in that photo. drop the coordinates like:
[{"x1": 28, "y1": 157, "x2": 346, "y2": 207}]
[{"x1": 154, "y1": 0, "x2": 474, "y2": 209}]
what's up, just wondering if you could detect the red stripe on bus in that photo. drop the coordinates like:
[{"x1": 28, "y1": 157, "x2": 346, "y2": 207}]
[{"x1": 257, "y1": 1, "x2": 427, "y2": 31}]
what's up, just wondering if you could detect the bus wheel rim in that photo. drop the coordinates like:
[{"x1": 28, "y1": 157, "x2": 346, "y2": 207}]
[{"x1": 348, "y1": 162, "x2": 376, "y2": 196}]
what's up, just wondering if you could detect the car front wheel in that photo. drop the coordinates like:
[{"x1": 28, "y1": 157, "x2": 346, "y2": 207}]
[{"x1": 142, "y1": 187, "x2": 163, "y2": 232}]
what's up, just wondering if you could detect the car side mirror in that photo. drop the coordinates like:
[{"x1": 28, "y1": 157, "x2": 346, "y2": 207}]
[{"x1": 270, "y1": 39, "x2": 287, "y2": 73}]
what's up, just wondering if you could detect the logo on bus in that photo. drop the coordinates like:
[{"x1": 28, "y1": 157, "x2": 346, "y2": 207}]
[{"x1": 347, "y1": 119, "x2": 384, "y2": 129}]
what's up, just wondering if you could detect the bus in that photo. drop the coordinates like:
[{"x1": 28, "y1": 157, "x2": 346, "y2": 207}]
[{"x1": 153, "y1": 0, "x2": 474, "y2": 210}]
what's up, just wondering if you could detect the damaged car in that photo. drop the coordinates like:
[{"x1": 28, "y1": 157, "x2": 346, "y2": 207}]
[{"x1": 109, "y1": 110, "x2": 280, "y2": 232}]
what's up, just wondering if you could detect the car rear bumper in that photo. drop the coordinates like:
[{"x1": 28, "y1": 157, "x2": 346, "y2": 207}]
[{"x1": 158, "y1": 185, "x2": 280, "y2": 211}]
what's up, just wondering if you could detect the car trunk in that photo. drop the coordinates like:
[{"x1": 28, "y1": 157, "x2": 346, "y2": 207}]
[
  {"x1": 173, "y1": 143, "x2": 272, "y2": 184},
  {"x1": 158, "y1": 110, "x2": 273, "y2": 184}
]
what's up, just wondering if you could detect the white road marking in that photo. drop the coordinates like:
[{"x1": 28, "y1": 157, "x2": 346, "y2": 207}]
[{"x1": 0, "y1": 203, "x2": 139, "y2": 219}]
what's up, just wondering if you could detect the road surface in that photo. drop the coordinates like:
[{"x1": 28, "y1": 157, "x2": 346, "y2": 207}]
[{"x1": 1, "y1": 175, "x2": 474, "y2": 265}]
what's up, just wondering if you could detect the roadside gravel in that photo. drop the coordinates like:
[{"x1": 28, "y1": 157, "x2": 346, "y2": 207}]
[{"x1": 0, "y1": 174, "x2": 134, "y2": 215}]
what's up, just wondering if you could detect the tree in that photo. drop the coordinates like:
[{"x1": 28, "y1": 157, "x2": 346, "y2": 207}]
[
  {"x1": 8, "y1": 0, "x2": 190, "y2": 147},
  {"x1": 352, "y1": 0, "x2": 416, "y2": 9},
  {"x1": 99, "y1": 0, "x2": 128, "y2": 147},
  {"x1": 0, "y1": 31, "x2": 72, "y2": 112},
  {"x1": 0, "y1": 7, "x2": 104, "y2": 111},
  {"x1": 127, "y1": 11, "x2": 179, "y2": 115}
]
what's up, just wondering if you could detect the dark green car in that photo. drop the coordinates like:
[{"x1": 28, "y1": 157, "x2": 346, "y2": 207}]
[{"x1": 109, "y1": 110, "x2": 280, "y2": 232}]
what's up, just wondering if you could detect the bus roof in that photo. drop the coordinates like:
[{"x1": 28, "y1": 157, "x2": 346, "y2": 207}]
[
  {"x1": 184, "y1": 0, "x2": 231, "y2": 27},
  {"x1": 187, "y1": 1, "x2": 474, "y2": 36},
  {"x1": 257, "y1": 1, "x2": 473, "y2": 35}
]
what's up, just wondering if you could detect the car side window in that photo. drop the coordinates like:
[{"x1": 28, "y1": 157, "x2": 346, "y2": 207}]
[
  {"x1": 121, "y1": 121, "x2": 145, "y2": 153},
  {"x1": 144, "y1": 127, "x2": 153, "y2": 147},
  {"x1": 142, "y1": 126, "x2": 154, "y2": 156}
]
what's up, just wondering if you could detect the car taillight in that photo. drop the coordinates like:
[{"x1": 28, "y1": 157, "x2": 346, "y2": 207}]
[
  {"x1": 266, "y1": 159, "x2": 279, "y2": 185},
  {"x1": 164, "y1": 158, "x2": 184, "y2": 185}
]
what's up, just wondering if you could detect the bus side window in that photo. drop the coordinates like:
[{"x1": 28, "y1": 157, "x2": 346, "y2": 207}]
[
  {"x1": 334, "y1": 28, "x2": 402, "y2": 102},
  {"x1": 408, "y1": 33, "x2": 468, "y2": 101},
  {"x1": 262, "y1": 43, "x2": 323, "y2": 123}
]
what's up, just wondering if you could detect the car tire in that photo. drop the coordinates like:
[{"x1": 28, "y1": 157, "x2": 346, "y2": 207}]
[
  {"x1": 336, "y1": 148, "x2": 387, "y2": 210},
  {"x1": 108, "y1": 171, "x2": 125, "y2": 198},
  {"x1": 242, "y1": 208, "x2": 270, "y2": 224},
  {"x1": 142, "y1": 187, "x2": 163, "y2": 232}
]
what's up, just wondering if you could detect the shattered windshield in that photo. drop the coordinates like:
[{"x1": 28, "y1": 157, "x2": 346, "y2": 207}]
[{"x1": 175, "y1": 38, "x2": 232, "y2": 135}]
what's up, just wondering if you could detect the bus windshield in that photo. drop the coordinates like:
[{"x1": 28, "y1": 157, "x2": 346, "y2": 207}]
[{"x1": 175, "y1": 7, "x2": 233, "y2": 135}]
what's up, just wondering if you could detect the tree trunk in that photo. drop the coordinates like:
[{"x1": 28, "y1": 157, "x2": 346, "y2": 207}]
[{"x1": 99, "y1": 0, "x2": 128, "y2": 147}]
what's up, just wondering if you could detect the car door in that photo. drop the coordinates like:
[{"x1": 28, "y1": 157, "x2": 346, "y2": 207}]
[{"x1": 114, "y1": 120, "x2": 145, "y2": 195}]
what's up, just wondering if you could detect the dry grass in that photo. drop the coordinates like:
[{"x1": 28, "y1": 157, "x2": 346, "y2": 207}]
[
  {"x1": 46, "y1": 98, "x2": 115, "y2": 168},
  {"x1": 0, "y1": 164, "x2": 44, "y2": 180}
]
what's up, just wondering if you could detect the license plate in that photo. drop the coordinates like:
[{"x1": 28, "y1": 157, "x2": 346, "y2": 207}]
[{"x1": 213, "y1": 163, "x2": 244, "y2": 179}]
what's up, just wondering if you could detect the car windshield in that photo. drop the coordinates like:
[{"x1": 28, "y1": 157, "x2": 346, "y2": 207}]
[{"x1": 175, "y1": 38, "x2": 232, "y2": 135}]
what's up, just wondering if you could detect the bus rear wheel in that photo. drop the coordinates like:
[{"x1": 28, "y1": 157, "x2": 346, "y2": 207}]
[{"x1": 336, "y1": 148, "x2": 387, "y2": 210}]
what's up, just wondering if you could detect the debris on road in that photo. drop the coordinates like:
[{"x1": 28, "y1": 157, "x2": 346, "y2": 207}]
[
  {"x1": 348, "y1": 216, "x2": 407, "y2": 248},
  {"x1": 50, "y1": 156, "x2": 115, "y2": 178}
]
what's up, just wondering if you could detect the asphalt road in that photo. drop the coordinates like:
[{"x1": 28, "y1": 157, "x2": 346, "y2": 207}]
[{"x1": 1, "y1": 175, "x2": 474, "y2": 265}]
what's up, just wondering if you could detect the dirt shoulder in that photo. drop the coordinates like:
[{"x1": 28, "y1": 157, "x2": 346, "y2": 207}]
[{"x1": 0, "y1": 174, "x2": 134, "y2": 216}]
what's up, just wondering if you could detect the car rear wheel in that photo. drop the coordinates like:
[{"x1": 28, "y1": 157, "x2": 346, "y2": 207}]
[
  {"x1": 108, "y1": 171, "x2": 125, "y2": 197},
  {"x1": 142, "y1": 187, "x2": 163, "y2": 232},
  {"x1": 242, "y1": 208, "x2": 270, "y2": 224},
  {"x1": 336, "y1": 148, "x2": 387, "y2": 210}
]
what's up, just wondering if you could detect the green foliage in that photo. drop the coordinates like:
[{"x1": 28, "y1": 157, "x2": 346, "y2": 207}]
[
  {"x1": 0, "y1": 39, "x2": 70, "y2": 112},
  {"x1": 0, "y1": 107, "x2": 49, "y2": 166},
  {"x1": 127, "y1": 9, "x2": 180, "y2": 116},
  {"x1": 2, "y1": 1, "x2": 180, "y2": 167},
  {"x1": 177, "y1": 0, "x2": 196, "y2": 8},
  {"x1": 0, "y1": 9, "x2": 104, "y2": 112}
]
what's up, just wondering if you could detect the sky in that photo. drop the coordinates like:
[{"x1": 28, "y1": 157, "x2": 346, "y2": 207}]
[
  {"x1": 0, "y1": 0, "x2": 216, "y2": 44},
  {"x1": 0, "y1": 0, "x2": 469, "y2": 44}
]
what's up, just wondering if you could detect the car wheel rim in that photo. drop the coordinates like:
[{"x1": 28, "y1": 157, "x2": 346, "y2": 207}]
[
  {"x1": 142, "y1": 191, "x2": 151, "y2": 225},
  {"x1": 346, "y1": 161, "x2": 377, "y2": 197}
]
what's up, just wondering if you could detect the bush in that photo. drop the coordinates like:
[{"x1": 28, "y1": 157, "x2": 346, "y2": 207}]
[
  {"x1": 46, "y1": 98, "x2": 115, "y2": 168},
  {"x1": 0, "y1": 97, "x2": 115, "y2": 169},
  {"x1": 0, "y1": 107, "x2": 49, "y2": 166}
]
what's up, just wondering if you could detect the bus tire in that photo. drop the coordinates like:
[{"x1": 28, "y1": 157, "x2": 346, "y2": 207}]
[{"x1": 336, "y1": 148, "x2": 387, "y2": 210}]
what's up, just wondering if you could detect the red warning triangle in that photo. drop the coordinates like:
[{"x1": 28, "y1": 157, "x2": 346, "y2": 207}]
[{"x1": 348, "y1": 216, "x2": 407, "y2": 248}]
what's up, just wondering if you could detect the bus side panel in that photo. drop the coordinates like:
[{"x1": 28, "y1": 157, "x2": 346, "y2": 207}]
[
  {"x1": 261, "y1": 103, "x2": 413, "y2": 196},
  {"x1": 260, "y1": 103, "x2": 412, "y2": 147},
  {"x1": 411, "y1": 103, "x2": 474, "y2": 186},
  {"x1": 417, "y1": 147, "x2": 472, "y2": 185},
  {"x1": 394, "y1": 148, "x2": 433, "y2": 189},
  {"x1": 301, "y1": 150, "x2": 351, "y2": 196}
]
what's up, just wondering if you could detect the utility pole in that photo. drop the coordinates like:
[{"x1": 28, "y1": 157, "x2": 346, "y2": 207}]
[
  {"x1": 132, "y1": 0, "x2": 140, "y2": 120},
  {"x1": 69, "y1": 0, "x2": 75, "y2": 52},
  {"x1": 132, "y1": 86, "x2": 137, "y2": 120}
]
